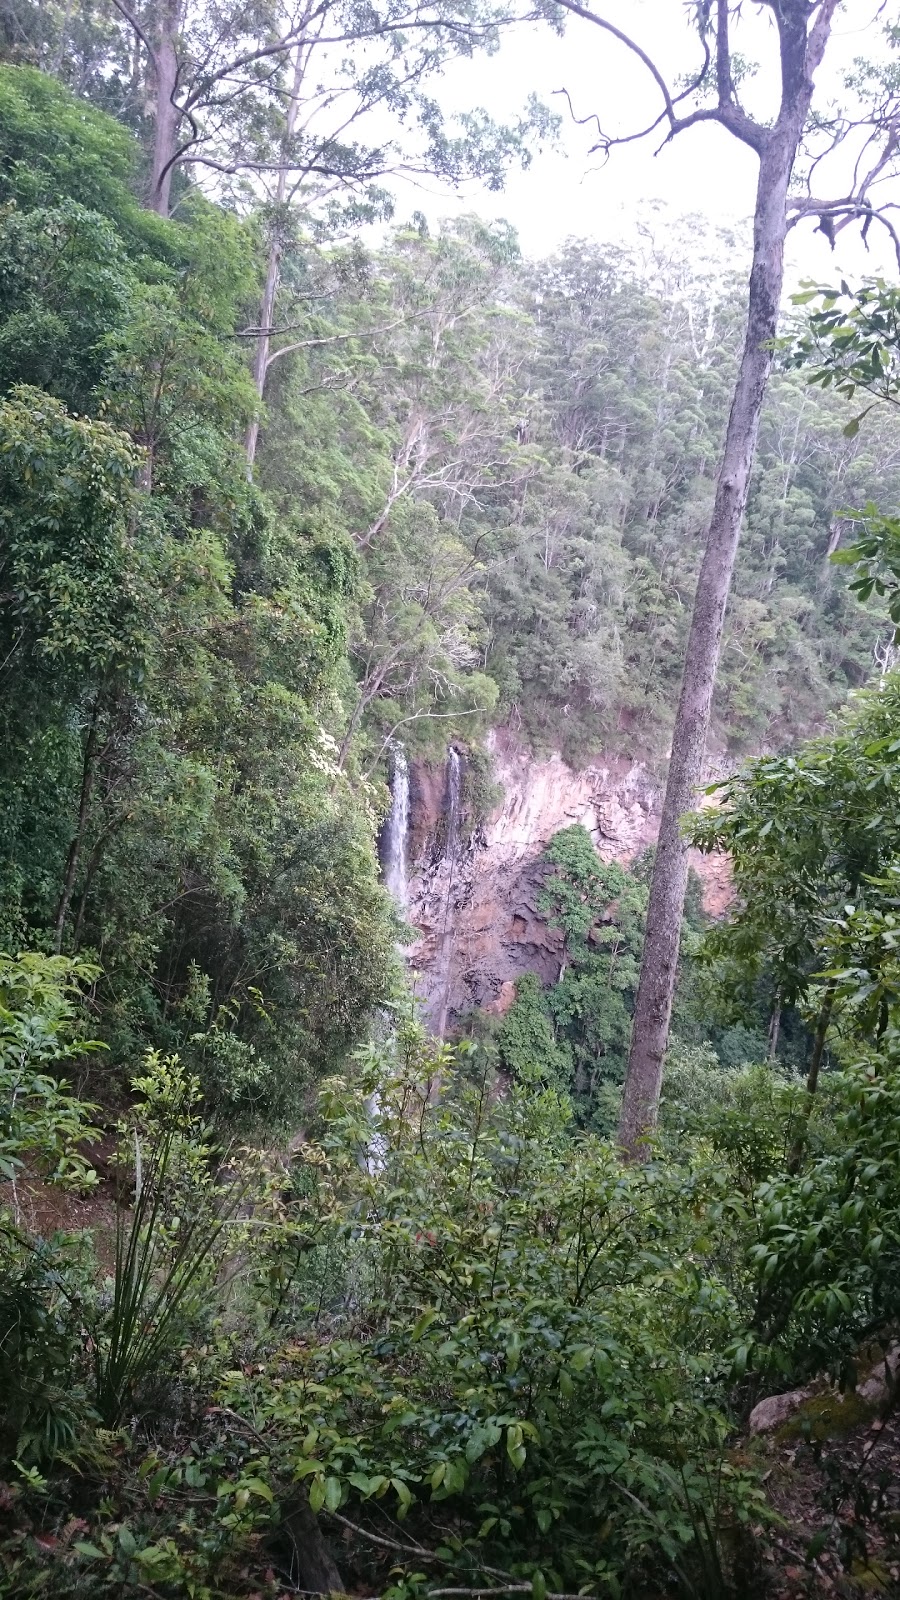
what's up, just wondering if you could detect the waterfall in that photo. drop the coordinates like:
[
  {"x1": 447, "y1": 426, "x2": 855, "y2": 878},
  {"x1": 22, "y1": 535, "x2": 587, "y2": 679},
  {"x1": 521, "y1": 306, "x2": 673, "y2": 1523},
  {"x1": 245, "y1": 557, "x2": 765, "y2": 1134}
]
[
  {"x1": 383, "y1": 742, "x2": 410, "y2": 910},
  {"x1": 369, "y1": 743, "x2": 411, "y2": 1171},
  {"x1": 436, "y1": 747, "x2": 463, "y2": 1038}
]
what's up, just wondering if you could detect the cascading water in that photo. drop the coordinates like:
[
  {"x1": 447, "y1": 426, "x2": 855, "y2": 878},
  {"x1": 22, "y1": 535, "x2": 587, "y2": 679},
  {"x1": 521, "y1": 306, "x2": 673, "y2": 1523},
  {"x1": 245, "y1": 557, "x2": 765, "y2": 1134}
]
[
  {"x1": 436, "y1": 747, "x2": 463, "y2": 1038},
  {"x1": 369, "y1": 742, "x2": 411, "y2": 1170},
  {"x1": 383, "y1": 742, "x2": 410, "y2": 911}
]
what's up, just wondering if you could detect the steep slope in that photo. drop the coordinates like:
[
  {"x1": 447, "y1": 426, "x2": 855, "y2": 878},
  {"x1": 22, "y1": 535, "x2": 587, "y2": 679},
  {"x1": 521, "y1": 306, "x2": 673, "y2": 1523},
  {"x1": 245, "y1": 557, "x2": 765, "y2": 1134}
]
[{"x1": 397, "y1": 729, "x2": 732, "y2": 1032}]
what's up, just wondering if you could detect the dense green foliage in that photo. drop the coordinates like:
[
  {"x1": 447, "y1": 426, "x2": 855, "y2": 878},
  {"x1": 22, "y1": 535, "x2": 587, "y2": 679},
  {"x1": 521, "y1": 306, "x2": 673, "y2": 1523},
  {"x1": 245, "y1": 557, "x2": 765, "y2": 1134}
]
[
  {"x1": 4, "y1": 972, "x2": 900, "y2": 1598},
  {"x1": 261, "y1": 222, "x2": 900, "y2": 769},
  {"x1": 4, "y1": 25, "x2": 900, "y2": 1600},
  {"x1": 1, "y1": 56, "x2": 892, "y2": 1124},
  {"x1": 494, "y1": 829, "x2": 724, "y2": 1131},
  {"x1": 0, "y1": 65, "x2": 396, "y2": 1119},
  {"x1": 496, "y1": 828, "x2": 650, "y2": 1127}
]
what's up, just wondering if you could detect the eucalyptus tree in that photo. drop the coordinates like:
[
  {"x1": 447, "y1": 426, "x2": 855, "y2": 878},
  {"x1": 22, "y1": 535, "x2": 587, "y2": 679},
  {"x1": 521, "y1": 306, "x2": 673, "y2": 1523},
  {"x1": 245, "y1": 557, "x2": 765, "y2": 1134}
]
[
  {"x1": 351, "y1": 218, "x2": 536, "y2": 542},
  {"x1": 260, "y1": 218, "x2": 535, "y2": 759},
  {"x1": 91, "y1": 0, "x2": 550, "y2": 471},
  {"x1": 545, "y1": 0, "x2": 900, "y2": 1156}
]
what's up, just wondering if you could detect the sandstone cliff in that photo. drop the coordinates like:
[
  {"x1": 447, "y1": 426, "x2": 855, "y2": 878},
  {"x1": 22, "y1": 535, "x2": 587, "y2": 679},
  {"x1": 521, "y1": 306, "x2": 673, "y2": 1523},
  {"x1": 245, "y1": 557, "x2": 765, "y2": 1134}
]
[{"x1": 399, "y1": 729, "x2": 731, "y2": 1034}]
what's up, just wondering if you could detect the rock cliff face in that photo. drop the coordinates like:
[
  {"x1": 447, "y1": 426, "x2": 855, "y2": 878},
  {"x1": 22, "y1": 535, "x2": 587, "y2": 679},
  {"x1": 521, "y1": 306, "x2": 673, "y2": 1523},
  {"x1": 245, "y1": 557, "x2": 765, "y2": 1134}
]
[{"x1": 398, "y1": 728, "x2": 732, "y2": 1034}]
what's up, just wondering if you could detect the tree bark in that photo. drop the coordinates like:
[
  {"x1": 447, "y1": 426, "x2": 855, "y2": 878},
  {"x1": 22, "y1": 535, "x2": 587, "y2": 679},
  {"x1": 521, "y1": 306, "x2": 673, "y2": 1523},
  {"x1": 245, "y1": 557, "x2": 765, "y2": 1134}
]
[
  {"x1": 619, "y1": 2, "x2": 836, "y2": 1158},
  {"x1": 787, "y1": 983, "x2": 835, "y2": 1172},
  {"x1": 279, "y1": 1498, "x2": 344, "y2": 1594},
  {"x1": 245, "y1": 46, "x2": 307, "y2": 471},
  {"x1": 148, "y1": 0, "x2": 182, "y2": 216},
  {"x1": 767, "y1": 996, "x2": 781, "y2": 1059},
  {"x1": 54, "y1": 701, "x2": 101, "y2": 953}
]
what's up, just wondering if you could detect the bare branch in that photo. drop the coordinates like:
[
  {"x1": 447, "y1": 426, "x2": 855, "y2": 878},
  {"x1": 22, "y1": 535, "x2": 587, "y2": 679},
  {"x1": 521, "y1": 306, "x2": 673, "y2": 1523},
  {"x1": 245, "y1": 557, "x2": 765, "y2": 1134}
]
[
  {"x1": 262, "y1": 316, "x2": 408, "y2": 371},
  {"x1": 322, "y1": 1516, "x2": 598, "y2": 1599},
  {"x1": 109, "y1": 0, "x2": 158, "y2": 67},
  {"x1": 715, "y1": 0, "x2": 734, "y2": 107},
  {"x1": 787, "y1": 196, "x2": 900, "y2": 273},
  {"x1": 550, "y1": 0, "x2": 762, "y2": 154},
  {"x1": 550, "y1": 0, "x2": 680, "y2": 123}
]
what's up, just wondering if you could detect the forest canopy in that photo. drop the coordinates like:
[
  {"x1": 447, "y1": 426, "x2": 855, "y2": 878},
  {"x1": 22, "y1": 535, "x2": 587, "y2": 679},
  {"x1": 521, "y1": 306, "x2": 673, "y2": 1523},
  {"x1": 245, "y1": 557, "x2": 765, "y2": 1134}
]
[{"x1": 3, "y1": 4, "x2": 900, "y2": 1597}]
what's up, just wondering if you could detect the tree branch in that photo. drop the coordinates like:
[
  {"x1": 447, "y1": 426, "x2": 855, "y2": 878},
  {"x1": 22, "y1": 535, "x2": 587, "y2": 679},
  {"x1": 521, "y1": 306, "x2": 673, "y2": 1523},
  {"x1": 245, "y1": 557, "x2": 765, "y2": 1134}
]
[
  {"x1": 109, "y1": 0, "x2": 158, "y2": 68},
  {"x1": 323, "y1": 1517, "x2": 598, "y2": 1599},
  {"x1": 550, "y1": 0, "x2": 762, "y2": 154},
  {"x1": 259, "y1": 316, "x2": 409, "y2": 372}
]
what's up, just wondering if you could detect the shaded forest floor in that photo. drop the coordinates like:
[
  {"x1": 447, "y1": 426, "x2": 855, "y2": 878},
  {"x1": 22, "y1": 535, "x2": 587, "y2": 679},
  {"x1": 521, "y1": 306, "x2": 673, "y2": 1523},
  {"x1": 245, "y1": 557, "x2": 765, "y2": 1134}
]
[{"x1": 750, "y1": 1406, "x2": 900, "y2": 1597}]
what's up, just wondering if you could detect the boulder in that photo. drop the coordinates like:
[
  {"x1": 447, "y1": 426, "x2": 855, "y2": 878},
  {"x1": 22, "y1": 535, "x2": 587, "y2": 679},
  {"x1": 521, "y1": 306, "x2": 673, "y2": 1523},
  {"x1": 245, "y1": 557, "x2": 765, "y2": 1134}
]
[{"x1": 749, "y1": 1387, "x2": 812, "y2": 1435}]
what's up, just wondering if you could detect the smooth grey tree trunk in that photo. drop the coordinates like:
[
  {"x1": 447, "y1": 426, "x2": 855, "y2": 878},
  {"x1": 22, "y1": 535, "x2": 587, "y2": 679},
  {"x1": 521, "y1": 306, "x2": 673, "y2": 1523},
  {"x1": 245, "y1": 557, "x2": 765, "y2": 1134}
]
[
  {"x1": 149, "y1": 0, "x2": 182, "y2": 216},
  {"x1": 245, "y1": 46, "x2": 307, "y2": 470},
  {"x1": 618, "y1": 2, "x2": 837, "y2": 1157},
  {"x1": 54, "y1": 699, "x2": 101, "y2": 952}
]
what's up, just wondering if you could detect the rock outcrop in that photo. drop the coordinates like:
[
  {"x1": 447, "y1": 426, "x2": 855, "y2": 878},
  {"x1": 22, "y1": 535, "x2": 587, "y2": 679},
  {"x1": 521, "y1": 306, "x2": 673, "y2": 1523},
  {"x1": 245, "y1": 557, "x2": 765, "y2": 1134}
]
[{"x1": 401, "y1": 728, "x2": 732, "y2": 1033}]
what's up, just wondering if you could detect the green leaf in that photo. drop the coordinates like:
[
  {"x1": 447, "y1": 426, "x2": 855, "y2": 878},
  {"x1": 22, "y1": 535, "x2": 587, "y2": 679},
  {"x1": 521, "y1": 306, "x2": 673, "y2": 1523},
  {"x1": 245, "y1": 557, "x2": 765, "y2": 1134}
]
[
  {"x1": 117, "y1": 1526, "x2": 137, "y2": 1559},
  {"x1": 244, "y1": 1476, "x2": 274, "y2": 1504},
  {"x1": 411, "y1": 1307, "x2": 438, "y2": 1341},
  {"x1": 391, "y1": 1477, "x2": 413, "y2": 1516}
]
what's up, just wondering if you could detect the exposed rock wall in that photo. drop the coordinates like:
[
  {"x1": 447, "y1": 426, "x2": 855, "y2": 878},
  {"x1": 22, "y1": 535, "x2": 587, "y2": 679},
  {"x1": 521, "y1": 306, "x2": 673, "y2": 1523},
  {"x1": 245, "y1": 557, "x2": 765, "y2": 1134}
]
[{"x1": 403, "y1": 729, "x2": 732, "y2": 1033}]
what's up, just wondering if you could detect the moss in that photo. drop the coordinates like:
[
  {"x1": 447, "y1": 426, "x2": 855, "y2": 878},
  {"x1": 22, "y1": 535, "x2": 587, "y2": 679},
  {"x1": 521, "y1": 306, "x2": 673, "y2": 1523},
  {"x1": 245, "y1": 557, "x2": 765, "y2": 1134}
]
[
  {"x1": 849, "y1": 1558, "x2": 893, "y2": 1591},
  {"x1": 461, "y1": 742, "x2": 502, "y2": 830},
  {"x1": 776, "y1": 1388, "x2": 875, "y2": 1443}
]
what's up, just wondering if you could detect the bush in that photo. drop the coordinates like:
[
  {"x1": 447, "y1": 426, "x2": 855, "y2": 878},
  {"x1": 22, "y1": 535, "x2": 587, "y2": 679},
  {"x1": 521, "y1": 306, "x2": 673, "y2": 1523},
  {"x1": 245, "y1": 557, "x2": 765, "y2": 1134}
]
[
  {"x1": 220, "y1": 1032, "x2": 767, "y2": 1598},
  {"x1": 0, "y1": 952, "x2": 102, "y2": 1468}
]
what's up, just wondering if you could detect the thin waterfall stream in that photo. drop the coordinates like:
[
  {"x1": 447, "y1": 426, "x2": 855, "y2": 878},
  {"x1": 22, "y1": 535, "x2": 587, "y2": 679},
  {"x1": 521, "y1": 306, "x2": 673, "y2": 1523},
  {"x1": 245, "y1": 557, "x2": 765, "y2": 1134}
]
[
  {"x1": 436, "y1": 748, "x2": 461, "y2": 1039},
  {"x1": 383, "y1": 742, "x2": 410, "y2": 912},
  {"x1": 368, "y1": 741, "x2": 413, "y2": 1170}
]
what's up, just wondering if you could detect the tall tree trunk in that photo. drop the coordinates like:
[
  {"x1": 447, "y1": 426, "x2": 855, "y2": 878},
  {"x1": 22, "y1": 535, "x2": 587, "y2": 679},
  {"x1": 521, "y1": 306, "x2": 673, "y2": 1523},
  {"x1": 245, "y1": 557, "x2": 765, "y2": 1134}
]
[
  {"x1": 50, "y1": 0, "x2": 75, "y2": 76},
  {"x1": 767, "y1": 995, "x2": 782, "y2": 1059},
  {"x1": 54, "y1": 701, "x2": 101, "y2": 953},
  {"x1": 246, "y1": 46, "x2": 307, "y2": 471},
  {"x1": 787, "y1": 984, "x2": 836, "y2": 1172},
  {"x1": 149, "y1": 0, "x2": 181, "y2": 216},
  {"x1": 619, "y1": 4, "x2": 835, "y2": 1158}
]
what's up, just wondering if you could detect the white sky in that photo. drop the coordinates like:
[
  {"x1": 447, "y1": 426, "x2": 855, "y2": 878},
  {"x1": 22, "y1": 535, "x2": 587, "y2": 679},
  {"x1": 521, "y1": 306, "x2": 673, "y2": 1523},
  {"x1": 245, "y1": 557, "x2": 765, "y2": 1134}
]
[{"x1": 380, "y1": 0, "x2": 899, "y2": 289}]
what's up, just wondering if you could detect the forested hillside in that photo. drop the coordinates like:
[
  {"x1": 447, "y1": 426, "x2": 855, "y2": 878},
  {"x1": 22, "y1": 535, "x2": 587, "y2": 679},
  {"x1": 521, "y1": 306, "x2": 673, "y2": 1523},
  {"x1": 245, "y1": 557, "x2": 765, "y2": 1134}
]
[
  {"x1": 4, "y1": 3, "x2": 900, "y2": 1597},
  {"x1": 0, "y1": 59, "x2": 896, "y2": 1109},
  {"x1": 261, "y1": 220, "x2": 898, "y2": 768}
]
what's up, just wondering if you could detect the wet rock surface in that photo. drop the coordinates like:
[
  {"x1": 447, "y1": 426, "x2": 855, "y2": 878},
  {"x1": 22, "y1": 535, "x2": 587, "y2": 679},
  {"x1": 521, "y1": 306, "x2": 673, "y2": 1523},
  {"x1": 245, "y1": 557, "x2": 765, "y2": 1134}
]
[{"x1": 403, "y1": 728, "x2": 732, "y2": 1032}]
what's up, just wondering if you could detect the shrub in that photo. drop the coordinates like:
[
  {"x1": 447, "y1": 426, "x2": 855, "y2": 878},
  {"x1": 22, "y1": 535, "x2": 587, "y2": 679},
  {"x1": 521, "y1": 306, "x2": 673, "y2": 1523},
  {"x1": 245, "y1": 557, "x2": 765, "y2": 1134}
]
[{"x1": 221, "y1": 1033, "x2": 766, "y2": 1598}]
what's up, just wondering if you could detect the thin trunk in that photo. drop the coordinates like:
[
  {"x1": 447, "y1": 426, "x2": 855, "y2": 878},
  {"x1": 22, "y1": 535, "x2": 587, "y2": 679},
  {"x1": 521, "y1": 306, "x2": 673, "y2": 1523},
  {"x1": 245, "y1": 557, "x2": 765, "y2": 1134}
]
[
  {"x1": 787, "y1": 985, "x2": 835, "y2": 1172},
  {"x1": 50, "y1": 0, "x2": 75, "y2": 76},
  {"x1": 767, "y1": 996, "x2": 781, "y2": 1059},
  {"x1": 338, "y1": 694, "x2": 367, "y2": 767},
  {"x1": 72, "y1": 816, "x2": 127, "y2": 947},
  {"x1": 54, "y1": 702, "x2": 101, "y2": 953},
  {"x1": 149, "y1": 1, "x2": 181, "y2": 217},
  {"x1": 619, "y1": 6, "x2": 834, "y2": 1158},
  {"x1": 338, "y1": 668, "x2": 388, "y2": 766},
  {"x1": 803, "y1": 986, "x2": 834, "y2": 1100},
  {"x1": 245, "y1": 46, "x2": 307, "y2": 471}
]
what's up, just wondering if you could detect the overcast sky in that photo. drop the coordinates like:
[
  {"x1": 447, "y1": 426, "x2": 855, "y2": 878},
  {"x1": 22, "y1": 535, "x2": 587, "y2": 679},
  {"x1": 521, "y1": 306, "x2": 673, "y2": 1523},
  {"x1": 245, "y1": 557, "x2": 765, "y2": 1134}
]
[{"x1": 381, "y1": 0, "x2": 898, "y2": 290}]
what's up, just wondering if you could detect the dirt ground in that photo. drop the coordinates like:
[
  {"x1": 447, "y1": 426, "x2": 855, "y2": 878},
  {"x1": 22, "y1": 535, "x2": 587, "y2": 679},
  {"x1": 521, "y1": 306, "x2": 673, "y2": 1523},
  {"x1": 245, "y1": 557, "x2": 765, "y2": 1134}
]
[{"x1": 752, "y1": 1404, "x2": 900, "y2": 1596}]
